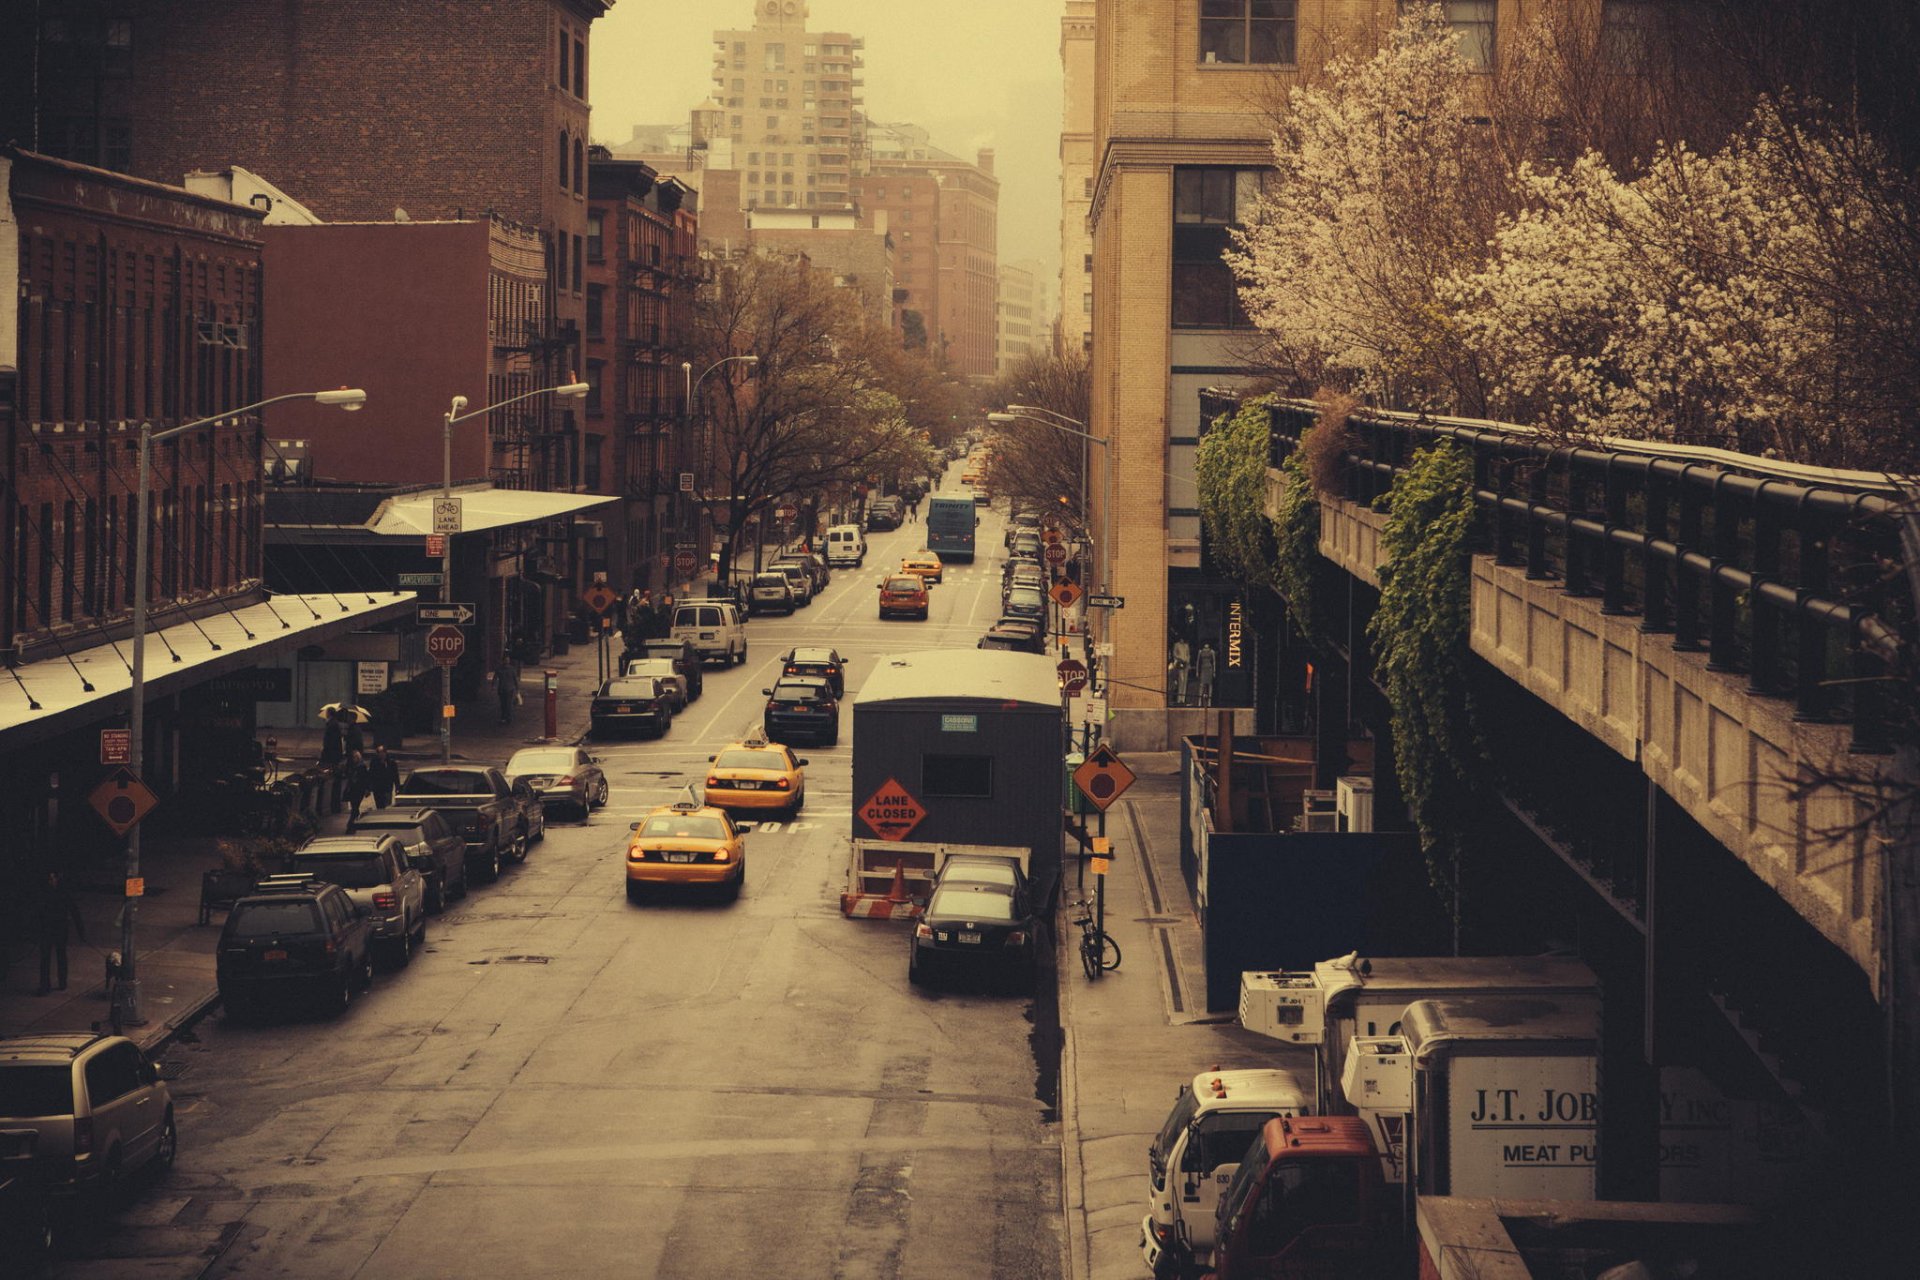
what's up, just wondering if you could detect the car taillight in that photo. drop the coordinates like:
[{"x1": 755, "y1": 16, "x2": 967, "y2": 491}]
[
  {"x1": 374, "y1": 892, "x2": 397, "y2": 910},
  {"x1": 767, "y1": 700, "x2": 778, "y2": 710},
  {"x1": 706, "y1": 776, "x2": 722, "y2": 788},
  {"x1": 914, "y1": 922, "x2": 933, "y2": 940},
  {"x1": 822, "y1": 700, "x2": 838, "y2": 712},
  {"x1": 785, "y1": 665, "x2": 798, "y2": 674},
  {"x1": 1006, "y1": 930, "x2": 1028, "y2": 946},
  {"x1": 711, "y1": 847, "x2": 731, "y2": 862},
  {"x1": 556, "y1": 775, "x2": 574, "y2": 786},
  {"x1": 324, "y1": 937, "x2": 338, "y2": 956}
]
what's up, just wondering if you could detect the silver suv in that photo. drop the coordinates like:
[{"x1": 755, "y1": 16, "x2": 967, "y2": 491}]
[
  {"x1": 287, "y1": 835, "x2": 428, "y2": 967},
  {"x1": 0, "y1": 1033, "x2": 176, "y2": 1198}
]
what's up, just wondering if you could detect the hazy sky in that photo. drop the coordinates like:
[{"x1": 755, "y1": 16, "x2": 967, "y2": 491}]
[{"x1": 590, "y1": 0, "x2": 1066, "y2": 276}]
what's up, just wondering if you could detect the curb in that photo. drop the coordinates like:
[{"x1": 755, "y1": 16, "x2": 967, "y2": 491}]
[
  {"x1": 1057, "y1": 910, "x2": 1090, "y2": 1280},
  {"x1": 130, "y1": 987, "x2": 221, "y2": 1057}
]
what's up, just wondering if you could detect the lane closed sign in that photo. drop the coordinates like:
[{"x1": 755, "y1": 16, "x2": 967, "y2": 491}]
[{"x1": 858, "y1": 778, "x2": 927, "y2": 841}]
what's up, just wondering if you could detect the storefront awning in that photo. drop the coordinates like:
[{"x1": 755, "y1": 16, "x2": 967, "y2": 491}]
[
  {"x1": 365, "y1": 488, "x2": 619, "y2": 537},
  {"x1": 0, "y1": 593, "x2": 417, "y2": 752}
]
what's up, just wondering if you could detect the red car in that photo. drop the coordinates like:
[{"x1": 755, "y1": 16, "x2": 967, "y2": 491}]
[{"x1": 878, "y1": 574, "x2": 929, "y2": 620}]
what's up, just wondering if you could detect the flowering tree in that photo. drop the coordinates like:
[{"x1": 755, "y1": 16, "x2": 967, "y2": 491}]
[
  {"x1": 1227, "y1": 5, "x2": 1503, "y2": 413},
  {"x1": 1443, "y1": 99, "x2": 1920, "y2": 468}
]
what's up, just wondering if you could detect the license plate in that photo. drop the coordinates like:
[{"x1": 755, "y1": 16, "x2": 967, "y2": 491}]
[
  {"x1": 263, "y1": 948, "x2": 288, "y2": 961},
  {"x1": 958, "y1": 932, "x2": 981, "y2": 945},
  {"x1": 666, "y1": 852, "x2": 694, "y2": 863},
  {"x1": 699, "y1": 632, "x2": 715, "y2": 639},
  {"x1": 615, "y1": 704, "x2": 633, "y2": 713}
]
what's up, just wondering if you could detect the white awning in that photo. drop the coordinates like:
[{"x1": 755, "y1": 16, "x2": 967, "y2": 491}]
[
  {"x1": 0, "y1": 593, "x2": 417, "y2": 751},
  {"x1": 366, "y1": 487, "x2": 618, "y2": 537}
]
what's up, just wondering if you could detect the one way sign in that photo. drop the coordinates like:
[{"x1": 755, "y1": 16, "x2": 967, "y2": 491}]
[{"x1": 417, "y1": 603, "x2": 476, "y2": 625}]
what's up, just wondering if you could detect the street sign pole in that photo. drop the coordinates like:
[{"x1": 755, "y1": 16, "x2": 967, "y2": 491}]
[{"x1": 441, "y1": 414, "x2": 457, "y2": 764}]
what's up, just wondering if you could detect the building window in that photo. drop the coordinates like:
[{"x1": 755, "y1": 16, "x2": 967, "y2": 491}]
[
  {"x1": 585, "y1": 435, "x2": 603, "y2": 487},
  {"x1": 1082, "y1": 177, "x2": 1093, "y2": 198},
  {"x1": 764, "y1": 42, "x2": 784, "y2": 69},
  {"x1": 586, "y1": 362, "x2": 604, "y2": 416},
  {"x1": 574, "y1": 37, "x2": 585, "y2": 96},
  {"x1": 573, "y1": 137, "x2": 585, "y2": 193},
  {"x1": 1083, "y1": 291, "x2": 1093, "y2": 315},
  {"x1": 558, "y1": 29, "x2": 569, "y2": 88},
  {"x1": 923, "y1": 754, "x2": 993, "y2": 798},
  {"x1": 586, "y1": 285, "x2": 604, "y2": 338},
  {"x1": 572, "y1": 235, "x2": 584, "y2": 291},
  {"x1": 556, "y1": 234, "x2": 568, "y2": 290},
  {"x1": 587, "y1": 211, "x2": 604, "y2": 260},
  {"x1": 1172, "y1": 167, "x2": 1260, "y2": 328},
  {"x1": 558, "y1": 130, "x2": 569, "y2": 188},
  {"x1": 1083, "y1": 252, "x2": 1093, "y2": 273},
  {"x1": 1199, "y1": 0, "x2": 1297, "y2": 66},
  {"x1": 1599, "y1": 0, "x2": 1660, "y2": 68}
]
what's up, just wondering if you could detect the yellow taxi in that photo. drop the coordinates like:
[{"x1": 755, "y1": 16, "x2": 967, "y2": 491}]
[
  {"x1": 900, "y1": 551, "x2": 944, "y2": 584},
  {"x1": 703, "y1": 736, "x2": 808, "y2": 819},
  {"x1": 625, "y1": 797, "x2": 751, "y2": 901}
]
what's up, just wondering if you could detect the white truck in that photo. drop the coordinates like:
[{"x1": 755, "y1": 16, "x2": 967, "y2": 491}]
[
  {"x1": 1237, "y1": 953, "x2": 1600, "y2": 1113},
  {"x1": 1138, "y1": 1068, "x2": 1314, "y2": 1279}
]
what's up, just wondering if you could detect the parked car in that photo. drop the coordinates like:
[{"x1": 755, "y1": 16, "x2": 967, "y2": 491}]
[
  {"x1": 878, "y1": 573, "x2": 930, "y2": 620},
  {"x1": 394, "y1": 766, "x2": 522, "y2": 884},
  {"x1": 778, "y1": 646, "x2": 849, "y2": 696},
  {"x1": 825, "y1": 524, "x2": 867, "y2": 567},
  {"x1": 762, "y1": 675, "x2": 839, "y2": 746},
  {"x1": 505, "y1": 746, "x2": 608, "y2": 819},
  {"x1": 343, "y1": 807, "x2": 468, "y2": 911},
  {"x1": 775, "y1": 550, "x2": 831, "y2": 592},
  {"x1": 1006, "y1": 512, "x2": 1041, "y2": 548},
  {"x1": 507, "y1": 776, "x2": 548, "y2": 852},
  {"x1": 0, "y1": 1125, "x2": 51, "y2": 1267},
  {"x1": 629, "y1": 637, "x2": 704, "y2": 699},
  {"x1": 0, "y1": 1032, "x2": 176, "y2": 1202},
  {"x1": 1003, "y1": 584, "x2": 1047, "y2": 624},
  {"x1": 979, "y1": 621, "x2": 1049, "y2": 654},
  {"x1": 704, "y1": 736, "x2": 808, "y2": 819},
  {"x1": 624, "y1": 799, "x2": 753, "y2": 903},
  {"x1": 216, "y1": 877, "x2": 375, "y2": 1020},
  {"x1": 769, "y1": 562, "x2": 814, "y2": 607},
  {"x1": 590, "y1": 676, "x2": 672, "y2": 739},
  {"x1": 908, "y1": 855, "x2": 1041, "y2": 992},
  {"x1": 668, "y1": 600, "x2": 747, "y2": 666},
  {"x1": 866, "y1": 498, "x2": 903, "y2": 531},
  {"x1": 286, "y1": 835, "x2": 427, "y2": 967},
  {"x1": 621, "y1": 657, "x2": 690, "y2": 713},
  {"x1": 749, "y1": 572, "x2": 797, "y2": 616}
]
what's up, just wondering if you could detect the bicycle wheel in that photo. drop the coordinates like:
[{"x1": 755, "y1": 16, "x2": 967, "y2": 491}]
[
  {"x1": 1079, "y1": 932, "x2": 1101, "y2": 980},
  {"x1": 1096, "y1": 932, "x2": 1122, "y2": 972}
]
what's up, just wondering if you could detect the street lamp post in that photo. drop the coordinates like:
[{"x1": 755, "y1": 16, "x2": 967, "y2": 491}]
[
  {"x1": 678, "y1": 355, "x2": 757, "y2": 586},
  {"x1": 988, "y1": 406, "x2": 1111, "y2": 599},
  {"x1": 438, "y1": 380, "x2": 590, "y2": 764},
  {"x1": 118, "y1": 387, "x2": 368, "y2": 1031}
]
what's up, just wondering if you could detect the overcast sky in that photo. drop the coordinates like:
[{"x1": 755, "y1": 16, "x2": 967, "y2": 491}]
[{"x1": 590, "y1": 0, "x2": 1066, "y2": 278}]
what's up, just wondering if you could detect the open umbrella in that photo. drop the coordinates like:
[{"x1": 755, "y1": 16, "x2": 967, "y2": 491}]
[{"x1": 317, "y1": 702, "x2": 373, "y2": 723}]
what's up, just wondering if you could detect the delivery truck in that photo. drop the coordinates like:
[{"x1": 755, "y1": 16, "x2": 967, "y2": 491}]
[
  {"x1": 1202, "y1": 996, "x2": 1604, "y2": 1279},
  {"x1": 841, "y1": 649, "x2": 1064, "y2": 917},
  {"x1": 1139, "y1": 1068, "x2": 1315, "y2": 1279}
]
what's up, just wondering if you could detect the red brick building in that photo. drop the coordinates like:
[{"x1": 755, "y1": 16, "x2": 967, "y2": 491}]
[
  {"x1": 585, "y1": 157, "x2": 700, "y2": 592},
  {"x1": 855, "y1": 149, "x2": 999, "y2": 377}
]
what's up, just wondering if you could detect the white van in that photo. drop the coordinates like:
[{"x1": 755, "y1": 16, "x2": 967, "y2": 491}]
[
  {"x1": 669, "y1": 600, "x2": 747, "y2": 666},
  {"x1": 825, "y1": 524, "x2": 866, "y2": 567}
]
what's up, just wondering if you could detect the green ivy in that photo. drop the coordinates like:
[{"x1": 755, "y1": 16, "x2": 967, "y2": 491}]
[
  {"x1": 1197, "y1": 398, "x2": 1280, "y2": 591},
  {"x1": 1367, "y1": 441, "x2": 1484, "y2": 939},
  {"x1": 1269, "y1": 445, "x2": 1322, "y2": 645}
]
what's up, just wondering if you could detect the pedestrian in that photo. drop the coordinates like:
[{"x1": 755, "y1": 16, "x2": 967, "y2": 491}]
[
  {"x1": 653, "y1": 593, "x2": 674, "y2": 639},
  {"x1": 1195, "y1": 641, "x2": 1218, "y2": 708},
  {"x1": 495, "y1": 660, "x2": 520, "y2": 725},
  {"x1": 907, "y1": 500, "x2": 917, "y2": 523},
  {"x1": 320, "y1": 708, "x2": 348, "y2": 814},
  {"x1": 367, "y1": 744, "x2": 400, "y2": 810},
  {"x1": 343, "y1": 709, "x2": 365, "y2": 758},
  {"x1": 343, "y1": 750, "x2": 371, "y2": 826},
  {"x1": 35, "y1": 871, "x2": 84, "y2": 996}
]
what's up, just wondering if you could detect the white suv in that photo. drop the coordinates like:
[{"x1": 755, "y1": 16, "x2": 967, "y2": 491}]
[{"x1": 670, "y1": 601, "x2": 747, "y2": 666}]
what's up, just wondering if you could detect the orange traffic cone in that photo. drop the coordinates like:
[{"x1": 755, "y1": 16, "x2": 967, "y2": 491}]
[{"x1": 884, "y1": 861, "x2": 910, "y2": 903}]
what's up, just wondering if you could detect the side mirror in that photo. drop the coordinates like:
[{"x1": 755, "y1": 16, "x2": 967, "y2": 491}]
[
  {"x1": 707, "y1": 755, "x2": 717, "y2": 762},
  {"x1": 797, "y1": 758, "x2": 811, "y2": 766},
  {"x1": 735, "y1": 821, "x2": 757, "y2": 834},
  {"x1": 140, "y1": 1060, "x2": 160, "y2": 1085},
  {"x1": 629, "y1": 822, "x2": 641, "y2": 831},
  {"x1": 761, "y1": 688, "x2": 773, "y2": 696}
]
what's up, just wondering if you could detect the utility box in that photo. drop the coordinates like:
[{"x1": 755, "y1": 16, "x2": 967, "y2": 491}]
[
  {"x1": 1337, "y1": 776, "x2": 1375, "y2": 833},
  {"x1": 851, "y1": 650, "x2": 1065, "y2": 887}
]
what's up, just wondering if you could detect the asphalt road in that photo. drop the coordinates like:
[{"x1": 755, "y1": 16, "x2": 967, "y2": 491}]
[{"x1": 57, "y1": 474, "x2": 1064, "y2": 1280}]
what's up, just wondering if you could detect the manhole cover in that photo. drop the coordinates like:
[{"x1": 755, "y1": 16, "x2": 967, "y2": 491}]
[{"x1": 495, "y1": 955, "x2": 551, "y2": 965}]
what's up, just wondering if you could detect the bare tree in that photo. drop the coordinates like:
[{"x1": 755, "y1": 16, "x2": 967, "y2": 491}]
[{"x1": 981, "y1": 350, "x2": 1092, "y2": 523}]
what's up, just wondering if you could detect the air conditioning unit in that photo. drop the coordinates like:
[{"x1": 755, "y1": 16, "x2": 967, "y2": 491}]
[
  {"x1": 1240, "y1": 969, "x2": 1329, "y2": 1043},
  {"x1": 1337, "y1": 776, "x2": 1375, "y2": 834}
]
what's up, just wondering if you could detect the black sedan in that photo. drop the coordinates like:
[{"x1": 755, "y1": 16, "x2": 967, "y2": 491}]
[
  {"x1": 762, "y1": 675, "x2": 839, "y2": 746},
  {"x1": 779, "y1": 646, "x2": 849, "y2": 697},
  {"x1": 908, "y1": 856, "x2": 1040, "y2": 992},
  {"x1": 591, "y1": 676, "x2": 672, "y2": 739},
  {"x1": 979, "y1": 618, "x2": 1049, "y2": 654}
]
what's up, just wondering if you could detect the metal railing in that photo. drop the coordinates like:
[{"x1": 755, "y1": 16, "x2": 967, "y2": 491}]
[{"x1": 1213, "y1": 393, "x2": 1915, "y2": 754}]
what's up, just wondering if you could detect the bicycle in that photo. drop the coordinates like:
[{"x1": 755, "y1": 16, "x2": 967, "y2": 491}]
[{"x1": 1069, "y1": 900, "x2": 1121, "y2": 979}]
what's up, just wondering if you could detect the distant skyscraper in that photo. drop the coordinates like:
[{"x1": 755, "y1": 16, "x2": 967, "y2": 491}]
[{"x1": 706, "y1": 0, "x2": 867, "y2": 210}]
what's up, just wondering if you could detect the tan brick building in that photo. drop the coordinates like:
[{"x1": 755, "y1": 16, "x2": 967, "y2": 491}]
[{"x1": 1058, "y1": 0, "x2": 1096, "y2": 356}]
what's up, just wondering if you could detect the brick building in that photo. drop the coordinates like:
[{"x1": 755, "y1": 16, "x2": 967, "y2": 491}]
[
  {"x1": 855, "y1": 145, "x2": 1000, "y2": 377},
  {"x1": 1058, "y1": 0, "x2": 1096, "y2": 356},
  {"x1": 0, "y1": 150, "x2": 413, "y2": 889},
  {"x1": 585, "y1": 156, "x2": 700, "y2": 592}
]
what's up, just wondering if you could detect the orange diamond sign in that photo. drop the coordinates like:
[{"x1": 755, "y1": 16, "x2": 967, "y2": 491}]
[
  {"x1": 1072, "y1": 744, "x2": 1137, "y2": 812},
  {"x1": 858, "y1": 777, "x2": 927, "y2": 842},
  {"x1": 90, "y1": 767, "x2": 159, "y2": 837}
]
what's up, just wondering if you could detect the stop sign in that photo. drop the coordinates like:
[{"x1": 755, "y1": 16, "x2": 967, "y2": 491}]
[
  {"x1": 1057, "y1": 659, "x2": 1089, "y2": 693},
  {"x1": 425, "y1": 625, "x2": 466, "y2": 667},
  {"x1": 1045, "y1": 542, "x2": 1069, "y2": 567},
  {"x1": 673, "y1": 548, "x2": 699, "y2": 577}
]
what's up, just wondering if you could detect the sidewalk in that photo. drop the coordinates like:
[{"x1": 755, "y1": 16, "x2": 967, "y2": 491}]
[
  {"x1": 1057, "y1": 750, "x2": 1314, "y2": 1280},
  {"x1": 0, "y1": 639, "x2": 610, "y2": 1054}
]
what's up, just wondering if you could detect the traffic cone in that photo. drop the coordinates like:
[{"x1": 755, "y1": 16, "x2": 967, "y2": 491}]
[{"x1": 884, "y1": 861, "x2": 909, "y2": 903}]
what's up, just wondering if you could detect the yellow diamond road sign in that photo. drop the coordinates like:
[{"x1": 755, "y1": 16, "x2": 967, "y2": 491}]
[
  {"x1": 1072, "y1": 744, "x2": 1137, "y2": 812},
  {"x1": 90, "y1": 767, "x2": 159, "y2": 837}
]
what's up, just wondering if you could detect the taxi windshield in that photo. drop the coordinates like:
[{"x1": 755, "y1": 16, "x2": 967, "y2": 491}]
[
  {"x1": 715, "y1": 749, "x2": 786, "y2": 770},
  {"x1": 639, "y1": 814, "x2": 727, "y2": 840}
]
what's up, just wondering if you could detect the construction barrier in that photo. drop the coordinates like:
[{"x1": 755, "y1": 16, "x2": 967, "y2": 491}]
[{"x1": 839, "y1": 839, "x2": 1022, "y2": 919}]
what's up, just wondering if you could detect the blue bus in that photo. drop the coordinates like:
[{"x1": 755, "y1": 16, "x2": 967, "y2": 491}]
[{"x1": 925, "y1": 495, "x2": 978, "y2": 563}]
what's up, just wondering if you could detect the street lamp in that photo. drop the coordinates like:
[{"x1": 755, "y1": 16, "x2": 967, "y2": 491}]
[
  {"x1": 678, "y1": 355, "x2": 758, "y2": 583},
  {"x1": 438, "y1": 380, "x2": 591, "y2": 764},
  {"x1": 988, "y1": 407, "x2": 1111, "y2": 601},
  {"x1": 118, "y1": 387, "x2": 367, "y2": 1031}
]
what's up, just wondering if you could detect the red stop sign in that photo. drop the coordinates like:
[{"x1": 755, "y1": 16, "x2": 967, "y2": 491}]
[
  {"x1": 1045, "y1": 543, "x2": 1069, "y2": 566},
  {"x1": 673, "y1": 549, "x2": 699, "y2": 577},
  {"x1": 1057, "y1": 659, "x2": 1089, "y2": 693},
  {"x1": 426, "y1": 624, "x2": 466, "y2": 667}
]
